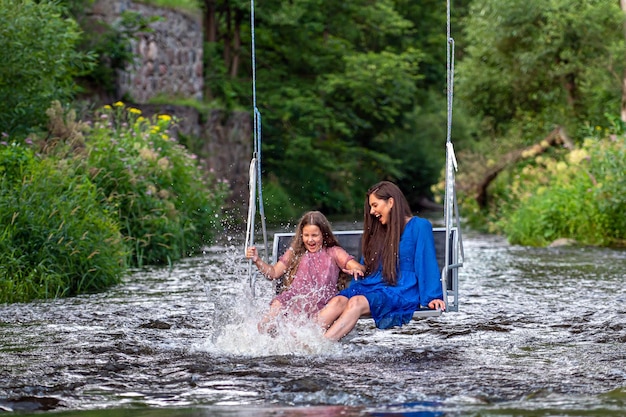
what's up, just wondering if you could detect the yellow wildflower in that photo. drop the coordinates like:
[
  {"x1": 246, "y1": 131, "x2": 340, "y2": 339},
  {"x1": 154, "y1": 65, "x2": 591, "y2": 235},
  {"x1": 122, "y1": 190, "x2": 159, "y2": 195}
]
[
  {"x1": 113, "y1": 101, "x2": 124, "y2": 107},
  {"x1": 567, "y1": 148, "x2": 589, "y2": 165}
]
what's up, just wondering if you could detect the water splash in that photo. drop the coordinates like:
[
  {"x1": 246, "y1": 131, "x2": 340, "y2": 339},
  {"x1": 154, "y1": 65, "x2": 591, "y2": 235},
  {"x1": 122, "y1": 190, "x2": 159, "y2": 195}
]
[{"x1": 191, "y1": 243, "x2": 344, "y2": 357}]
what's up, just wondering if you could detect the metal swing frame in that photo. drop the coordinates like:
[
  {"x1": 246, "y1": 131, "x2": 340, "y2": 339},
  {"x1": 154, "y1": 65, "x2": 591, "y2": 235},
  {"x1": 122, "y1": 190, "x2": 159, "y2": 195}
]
[{"x1": 269, "y1": 225, "x2": 462, "y2": 319}]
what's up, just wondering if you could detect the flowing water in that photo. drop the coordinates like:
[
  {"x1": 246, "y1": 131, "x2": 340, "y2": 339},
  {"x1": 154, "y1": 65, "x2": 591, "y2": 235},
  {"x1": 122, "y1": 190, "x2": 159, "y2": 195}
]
[{"x1": 1, "y1": 223, "x2": 625, "y2": 417}]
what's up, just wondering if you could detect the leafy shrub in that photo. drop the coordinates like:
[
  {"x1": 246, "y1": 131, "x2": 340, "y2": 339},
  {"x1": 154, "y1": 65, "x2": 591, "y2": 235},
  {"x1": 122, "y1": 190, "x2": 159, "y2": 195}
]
[
  {"x1": 0, "y1": 0, "x2": 94, "y2": 136},
  {"x1": 500, "y1": 133, "x2": 625, "y2": 246},
  {"x1": 0, "y1": 142, "x2": 127, "y2": 303},
  {"x1": 82, "y1": 102, "x2": 229, "y2": 266}
]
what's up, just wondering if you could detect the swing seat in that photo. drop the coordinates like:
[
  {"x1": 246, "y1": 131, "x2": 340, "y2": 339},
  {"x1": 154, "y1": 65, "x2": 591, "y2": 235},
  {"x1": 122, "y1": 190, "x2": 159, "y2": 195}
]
[{"x1": 270, "y1": 227, "x2": 460, "y2": 319}]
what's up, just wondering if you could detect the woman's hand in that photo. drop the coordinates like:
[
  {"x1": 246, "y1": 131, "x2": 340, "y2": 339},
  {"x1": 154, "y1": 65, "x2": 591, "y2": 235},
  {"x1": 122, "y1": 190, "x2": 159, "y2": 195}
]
[{"x1": 428, "y1": 299, "x2": 446, "y2": 311}]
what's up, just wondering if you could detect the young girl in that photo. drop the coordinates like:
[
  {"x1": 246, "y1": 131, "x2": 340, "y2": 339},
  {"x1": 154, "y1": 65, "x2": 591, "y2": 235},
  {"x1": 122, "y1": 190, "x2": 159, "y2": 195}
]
[
  {"x1": 316, "y1": 181, "x2": 446, "y2": 341},
  {"x1": 246, "y1": 211, "x2": 364, "y2": 333}
]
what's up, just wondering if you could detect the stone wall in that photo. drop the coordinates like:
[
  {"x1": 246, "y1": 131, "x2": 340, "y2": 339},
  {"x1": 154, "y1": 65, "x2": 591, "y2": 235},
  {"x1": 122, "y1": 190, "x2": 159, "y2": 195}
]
[
  {"x1": 90, "y1": 0, "x2": 204, "y2": 103},
  {"x1": 201, "y1": 110, "x2": 252, "y2": 217},
  {"x1": 89, "y1": 1, "x2": 251, "y2": 215}
]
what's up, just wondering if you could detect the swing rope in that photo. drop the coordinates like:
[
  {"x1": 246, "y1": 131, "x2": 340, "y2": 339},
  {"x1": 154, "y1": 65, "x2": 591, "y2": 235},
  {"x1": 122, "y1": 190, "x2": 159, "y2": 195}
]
[
  {"x1": 442, "y1": 0, "x2": 465, "y2": 309},
  {"x1": 245, "y1": 0, "x2": 269, "y2": 297}
]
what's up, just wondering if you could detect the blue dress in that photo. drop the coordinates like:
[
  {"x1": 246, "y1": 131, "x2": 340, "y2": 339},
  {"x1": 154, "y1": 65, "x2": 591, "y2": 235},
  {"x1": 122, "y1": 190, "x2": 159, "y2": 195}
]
[{"x1": 339, "y1": 217, "x2": 443, "y2": 329}]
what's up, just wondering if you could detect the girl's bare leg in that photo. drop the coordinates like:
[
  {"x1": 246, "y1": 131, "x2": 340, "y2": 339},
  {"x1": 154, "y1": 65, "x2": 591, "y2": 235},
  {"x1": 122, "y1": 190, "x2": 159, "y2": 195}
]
[
  {"x1": 258, "y1": 300, "x2": 282, "y2": 335},
  {"x1": 322, "y1": 295, "x2": 370, "y2": 341},
  {"x1": 316, "y1": 296, "x2": 348, "y2": 330}
]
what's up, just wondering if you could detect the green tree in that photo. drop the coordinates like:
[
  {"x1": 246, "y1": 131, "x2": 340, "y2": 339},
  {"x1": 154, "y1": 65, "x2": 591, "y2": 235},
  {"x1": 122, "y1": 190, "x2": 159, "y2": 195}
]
[
  {"x1": 0, "y1": 0, "x2": 94, "y2": 137},
  {"x1": 457, "y1": 0, "x2": 624, "y2": 142},
  {"x1": 249, "y1": 0, "x2": 458, "y2": 213},
  {"x1": 197, "y1": 0, "x2": 466, "y2": 215}
]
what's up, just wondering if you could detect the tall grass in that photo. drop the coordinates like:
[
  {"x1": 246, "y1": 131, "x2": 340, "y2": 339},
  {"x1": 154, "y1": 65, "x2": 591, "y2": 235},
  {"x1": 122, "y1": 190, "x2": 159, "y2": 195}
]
[
  {"x1": 1, "y1": 100, "x2": 229, "y2": 303},
  {"x1": 0, "y1": 143, "x2": 127, "y2": 303}
]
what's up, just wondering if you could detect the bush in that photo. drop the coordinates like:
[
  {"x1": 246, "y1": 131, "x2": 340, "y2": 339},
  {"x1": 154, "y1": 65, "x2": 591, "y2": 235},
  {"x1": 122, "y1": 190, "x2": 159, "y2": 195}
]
[
  {"x1": 500, "y1": 133, "x2": 625, "y2": 247},
  {"x1": 0, "y1": 142, "x2": 127, "y2": 303},
  {"x1": 0, "y1": 0, "x2": 93, "y2": 136},
  {"x1": 82, "y1": 102, "x2": 229, "y2": 266}
]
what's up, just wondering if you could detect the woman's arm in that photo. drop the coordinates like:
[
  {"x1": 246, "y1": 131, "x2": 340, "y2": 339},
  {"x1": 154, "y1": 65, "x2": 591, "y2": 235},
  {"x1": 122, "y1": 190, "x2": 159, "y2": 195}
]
[{"x1": 412, "y1": 219, "x2": 446, "y2": 309}]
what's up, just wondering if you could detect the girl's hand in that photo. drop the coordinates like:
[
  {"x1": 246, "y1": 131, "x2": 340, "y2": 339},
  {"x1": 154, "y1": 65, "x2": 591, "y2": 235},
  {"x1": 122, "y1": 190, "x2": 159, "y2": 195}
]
[
  {"x1": 343, "y1": 268, "x2": 364, "y2": 280},
  {"x1": 246, "y1": 246, "x2": 258, "y2": 263}
]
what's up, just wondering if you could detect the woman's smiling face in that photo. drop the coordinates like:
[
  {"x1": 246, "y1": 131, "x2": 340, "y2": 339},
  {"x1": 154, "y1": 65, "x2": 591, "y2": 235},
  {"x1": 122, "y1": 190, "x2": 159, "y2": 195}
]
[
  {"x1": 369, "y1": 194, "x2": 394, "y2": 225},
  {"x1": 302, "y1": 224, "x2": 323, "y2": 252}
]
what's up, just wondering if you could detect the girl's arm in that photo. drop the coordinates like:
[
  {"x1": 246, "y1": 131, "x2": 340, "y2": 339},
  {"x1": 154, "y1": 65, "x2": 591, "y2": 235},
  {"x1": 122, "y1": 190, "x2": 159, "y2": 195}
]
[
  {"x1": 344, "y1": 259, "x2": 365, "y2": 279},
  {"x1": 331, "y1": 246, "x2": 366, "y2": 279},
  {"x1": 246, "y1": 246, "x2": 288, "y2": 280}
]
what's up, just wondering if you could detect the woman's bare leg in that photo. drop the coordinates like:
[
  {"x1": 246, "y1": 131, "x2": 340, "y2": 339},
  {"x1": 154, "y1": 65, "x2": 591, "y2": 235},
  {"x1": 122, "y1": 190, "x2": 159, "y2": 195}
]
[
  {"x1": 322, "y1": 295, "x2": 370, "y2": 341},
  {"x1": 316, "y1": 296, "x2": 348, "y2": 330}
]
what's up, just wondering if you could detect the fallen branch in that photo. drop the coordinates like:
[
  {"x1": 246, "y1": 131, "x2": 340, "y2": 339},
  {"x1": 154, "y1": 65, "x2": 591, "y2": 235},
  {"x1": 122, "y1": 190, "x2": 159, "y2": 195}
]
[{"x1": 475, "y1": 126, "x2": 573, "y2": 208}]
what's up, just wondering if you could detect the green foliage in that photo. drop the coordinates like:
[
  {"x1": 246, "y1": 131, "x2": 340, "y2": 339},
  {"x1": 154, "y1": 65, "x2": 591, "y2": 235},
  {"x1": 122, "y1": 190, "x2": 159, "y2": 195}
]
[
  {"x1": 141, "y1": 0, "x2": 200, "y2": 13},
  {"x1": 457, "y1": 0, "x2": 624, "y2": 142},
  {"x1": 260, "y1": 178, "x2": 302, "y2": 224},
  {"x1": 203, "y1": 41, "x2": 249, "y2": 110},
  {"x1": 0, "y1": 98, "x2": 232, "y2": 303},
  {"x1": 81, "y1": 102, "x2": 229, "y2": 266},
  {"x1": 77, "y1": 11, "x2": 161, "y2": 95},
  {"x1": 0, "y1": 143, "x2": 127, "y2": 303},
  {"x1": 320, "y1": 48, "x2": 422, "y2": 132},
  {"x1": 257, "y1": 2, "x2": 427, "y2": 211},
  {"x1": 201, "y1": 0, "x2": 458, "y2": 213},
  {"x1": 0, "y1": 0, "x2": 94, "y2": 137},
  {"x1": 499, "y1": 131, "x2": 625, "y2": 246}
]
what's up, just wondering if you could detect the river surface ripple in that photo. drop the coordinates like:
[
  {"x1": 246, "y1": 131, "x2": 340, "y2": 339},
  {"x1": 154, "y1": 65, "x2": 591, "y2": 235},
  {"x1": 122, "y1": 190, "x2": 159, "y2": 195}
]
[{"x1": 1, "y1": 229, "x2": 625, "y2": 417}]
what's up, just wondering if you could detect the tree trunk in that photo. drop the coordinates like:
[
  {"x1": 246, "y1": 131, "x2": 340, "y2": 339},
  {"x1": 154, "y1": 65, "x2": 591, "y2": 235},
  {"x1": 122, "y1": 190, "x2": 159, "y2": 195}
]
[
  {"x1": 223, "y1": 2, "x2": 232, "y2": 74},
  {"x1": 619, "y1": 0, "x2": 626, "y2": 122},
  {"x1": 230, "y1": 8, "x2": 242, "y2": 78},
  {"x1": 203, "y1": 0, "x2": 217, "y2": 43}
]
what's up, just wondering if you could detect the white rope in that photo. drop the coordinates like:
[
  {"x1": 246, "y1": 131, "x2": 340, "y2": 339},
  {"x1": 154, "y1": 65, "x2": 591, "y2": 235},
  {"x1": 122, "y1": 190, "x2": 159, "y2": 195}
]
[
  {"x1": 245, "y1": 158, "x2": 257, "y2": 253},
  {"x1": 246, "y1": 0, "x2": 269, "y2": 297},
  {"x1": 245, "y1": 158, "x2": 258, "y2": 296}
]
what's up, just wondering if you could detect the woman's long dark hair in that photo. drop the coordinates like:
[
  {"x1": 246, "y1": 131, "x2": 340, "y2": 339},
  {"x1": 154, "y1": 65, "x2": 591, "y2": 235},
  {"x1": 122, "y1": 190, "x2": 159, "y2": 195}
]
[{"x1": 361, "y1": 181, "x2": 412, "y2": 285}]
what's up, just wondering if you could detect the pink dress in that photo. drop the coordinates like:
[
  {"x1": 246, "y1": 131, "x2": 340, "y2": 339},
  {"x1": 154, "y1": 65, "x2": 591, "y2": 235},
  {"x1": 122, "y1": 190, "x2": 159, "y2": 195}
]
[{"x1": 273, "y1": 246, "x2": 354, "y2": 318}]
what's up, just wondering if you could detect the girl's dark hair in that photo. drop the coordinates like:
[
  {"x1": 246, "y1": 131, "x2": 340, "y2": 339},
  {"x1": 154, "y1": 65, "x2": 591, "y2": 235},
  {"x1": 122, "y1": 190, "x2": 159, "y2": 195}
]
[
  {"x1": 361, "y1": 181, "x2": 412, "y2": 285},
  {"x1": 282, "y1": 211, "x2": 339, "y2": 289}
]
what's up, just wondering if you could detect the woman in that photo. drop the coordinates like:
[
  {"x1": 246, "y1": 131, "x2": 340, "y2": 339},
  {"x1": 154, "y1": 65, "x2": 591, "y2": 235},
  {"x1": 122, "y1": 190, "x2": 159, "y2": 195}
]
[
  {"x1": 316, "y1": 181, "x2": 445, "y2": 341},
  {"x1": 247, "y1": 211, "x2": 364, "y2": 333}
]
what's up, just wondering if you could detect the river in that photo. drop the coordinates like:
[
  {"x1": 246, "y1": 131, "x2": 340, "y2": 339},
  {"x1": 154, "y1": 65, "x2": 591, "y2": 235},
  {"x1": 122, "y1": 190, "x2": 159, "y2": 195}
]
[{"x1": 1, "y1": 222, "x2": 625, "y2": 417}]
